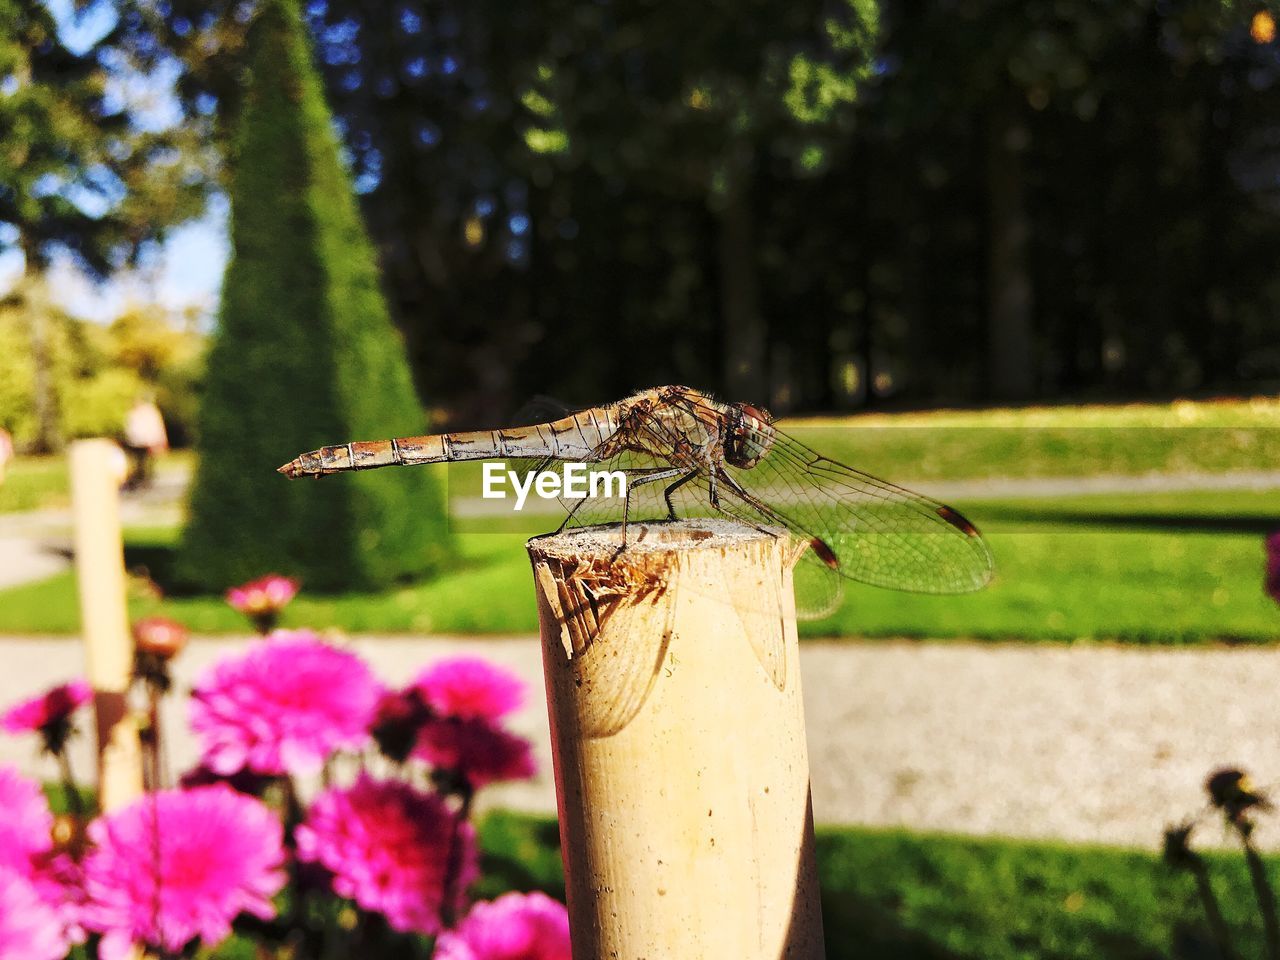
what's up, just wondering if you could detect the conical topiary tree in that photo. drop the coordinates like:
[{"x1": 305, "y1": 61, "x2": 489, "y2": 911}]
[{"x1": 177, "y1": 0, "x2": 451, "y2": 591}]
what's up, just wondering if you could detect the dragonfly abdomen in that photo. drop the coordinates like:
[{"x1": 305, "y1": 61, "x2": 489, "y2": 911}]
[
  {"x1": 279, "y1": 429, "x2": 551, "y2": 477},
  {"x1": 278, "y1": 403, "x2": 621, "y2": 477}
]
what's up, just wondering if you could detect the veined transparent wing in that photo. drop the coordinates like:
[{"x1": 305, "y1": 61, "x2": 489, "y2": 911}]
[{"x1": 722, "y1": 427, "x2": 995, "y2": 595}]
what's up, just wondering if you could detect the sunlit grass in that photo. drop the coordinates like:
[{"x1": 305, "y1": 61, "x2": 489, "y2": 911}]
[
  {"x1": 0, "y1": 451, "x2": 194, "y2": 516},
  {"x1": 0, "y1": 456, "x2": 69, "y2": 514},
  {"x1": 1, "y1": 488, "x2": 1277, "y2": 643},
  {"x1": 475, "y1": 811, "x2": 1280, "y2": 960}
]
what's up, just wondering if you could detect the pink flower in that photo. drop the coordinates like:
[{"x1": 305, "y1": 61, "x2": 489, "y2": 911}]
[
  {"x1": 296, "y1": 774, "x2": 476, "y2": 935},
  {"x1": 1266, "y1": 531, "x2": 1280, "y2": 604},
  {"x1": 370, "y1": 687, "x2": 431, "y2": 764},
  {"x1": 436, "y1": 891, "x2": 571, "y2": 960},
  {"x1": 412, "y1": 657, "x2": 525, "y2": 723},
  {"x1": 1, "y1": 680, "x2": 92, "y2": 735},
  {"x1": 0, "y1": 770, "x2": 82, "y2": 949},
  {"x1": 227, "y1": 574, "x2": 299, "y2": 632},
  {"x1": 0, "y1": 766, "x2": 54, "y2": 874},
  {"x1": 132, "y1": 616, "x2": 189, "y2": 659},
  {"x1": 81, "y1": 786, "x2": 285, "y2": 960},
  {"x1": 226, "y1": 573, "x2": 299, "y2": 614},
  {"x1": 190, "y1": 631, "x2": 380, "y2": 775},
  {"x1": 28, "y1": 851, "x2": 87, "y2": 947},
  {"x1": 0, "y1": 867, "x2": 70, "y2": 960},
  {"x1": 414, "y1": 718, "x2": 537, "y2": 789}
]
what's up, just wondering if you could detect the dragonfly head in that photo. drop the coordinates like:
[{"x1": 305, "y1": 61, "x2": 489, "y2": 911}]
[{"x1": 724, "y1": 402, "x2": 776, "y2": 468}]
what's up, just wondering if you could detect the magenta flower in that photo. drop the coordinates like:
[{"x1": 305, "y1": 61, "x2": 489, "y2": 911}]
[
  {"x1": 436, "y1": 891, "x2": 572, "y2": 960},
  {"x1": 413, "y1": 657, "x2": 525, "y2": 722},
  {"x1": 226, "y1": 574, "x2": 300, "y2": 632},
  {"x1": 296, "y1": 774, "x2": 476, "y2": 935},
  {"x1": 371, "y1": 687, "x2": 432, "y2": 764},
  {"x1": 1, "y1": 680, "x2": 92, "y2": 747},
  {"x1": 190, "y1": 631, "x2": 380, "y2": 775},
  {"x1": 0, "y1": 769, "x2": 82, "y2": 949},
  {"x1": 414, "y1": 718, "x2": 537, "y2": 789},
  {"x1": 1266, "y1": 530, "x2": 1280, "y2": 604},
  {"x1": 0, "y1": 766, "x2": 54, "y2": 874},
  {"x1": 0, "y1": 867, "x2": 70, "y2": 960},
  {"x1": 81, "y1": 786, "x2": 286, "y2": 960},
  {"x1": 29, "y1": 851, "x2": 87, "y2": 948}
]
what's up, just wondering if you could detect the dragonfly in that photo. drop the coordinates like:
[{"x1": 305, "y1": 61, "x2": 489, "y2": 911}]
[{"x1": 279, "y1": 384, "x2": 994, "y2": 617}]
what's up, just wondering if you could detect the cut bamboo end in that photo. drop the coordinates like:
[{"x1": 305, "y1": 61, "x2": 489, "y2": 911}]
[
  {"x1": 528, "y1": 520, "x2": 824, "y2": 959},
  {"x1": 69, "y1": 440, "x2": 143, "y2": 813}
]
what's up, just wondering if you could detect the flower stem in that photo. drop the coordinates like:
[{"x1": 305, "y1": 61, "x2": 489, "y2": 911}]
[
  {"x1": 56, "y1": 748, "x2": 84, "y2": 819},
  {"x1": 1187, "y1": 853, "x2": 1238, "y2": 960},
  {"x1": 440, "y1": 785, "x2": 475, "y2": 928},
  {"x1": 142, "y1": 685, "x2": 166, "y2": 791},
  {"x1": 1243, "y1": 834, "x2": 1280, "y2": 960}
]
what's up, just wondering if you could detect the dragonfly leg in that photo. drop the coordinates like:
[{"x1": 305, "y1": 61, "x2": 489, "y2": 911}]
[
  {"x1": 662, "y1": 470, "x2": 699, "y2": 520},
  {"x1": 619, "y1": 468, "x2": 683, "y2": 547},
  {"x1": 555, "y1": 493, "x2": 590, "y2": 534}
]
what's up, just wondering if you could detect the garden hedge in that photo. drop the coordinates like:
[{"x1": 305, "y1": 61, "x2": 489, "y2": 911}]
[{"x1": 178, "y1": 0, "x2": 451, "y2": 591}]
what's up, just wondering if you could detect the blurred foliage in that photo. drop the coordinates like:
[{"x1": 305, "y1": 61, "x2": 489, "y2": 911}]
[
  {"x1": 0, "y1": 0, "x2": 212, "y2": 274},
  {"x1": 176, "y1": 0, "x2": 451, "y2": 592},
  {"x1": 0, "y1": 282, "x2": 204, "y2": 447},
  {"x1": 0, "y1": 0, "x2": 215, "y2": 450},
  {"x1": 118, "y1": 0, "x2": 1280, "y2": 422},
  {"x1": 122, "y1": 0, "x2": 881, "y2": 421}
]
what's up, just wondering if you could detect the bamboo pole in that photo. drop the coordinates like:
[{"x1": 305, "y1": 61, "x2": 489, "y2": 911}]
[
  {"x1": 528, "y1": 519, "x2": 825, "y2": 959},
  {"x1": 69, "y1": 439, "x2": 143, "y2": 812}
]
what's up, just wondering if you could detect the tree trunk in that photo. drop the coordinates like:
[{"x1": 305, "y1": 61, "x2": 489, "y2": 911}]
[
  {"x1": 20, "y1": 256, "x2": 61, "y2": 453},
  {"x1": 984, "y1": 100, "x2": 1036, "y2": 402},
  {"x1": 719, "y1": 144, "x2": 766, "y2": 403}
]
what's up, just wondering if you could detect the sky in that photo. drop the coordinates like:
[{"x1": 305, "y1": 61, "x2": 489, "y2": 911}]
[{"x1": 0, "y1": 0, "x2": 230, "y2": 326}]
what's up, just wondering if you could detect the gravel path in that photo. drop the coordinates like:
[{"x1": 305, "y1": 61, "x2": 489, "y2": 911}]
[{"x1": 4, "y1": 635, "x2": 1278, "y2": 851}]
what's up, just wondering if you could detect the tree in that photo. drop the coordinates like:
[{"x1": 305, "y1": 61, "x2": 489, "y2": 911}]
[
  {"x1": 176, "y1": 0, "x2": 451, "y2": 591},
  {"x1": 0, "y1": 0, "x2": 211, "y2": 449},
  {"x1": 138, "y1": 0, "x2": 879, "y2": 415},
  {"x1": 0, "y1": 282, "x2": 164, "y2": 444}
]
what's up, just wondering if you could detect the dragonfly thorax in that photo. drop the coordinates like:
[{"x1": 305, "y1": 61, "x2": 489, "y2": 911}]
[{"x1": 723, "y1": 402, "x2": 775, "y2": 469}]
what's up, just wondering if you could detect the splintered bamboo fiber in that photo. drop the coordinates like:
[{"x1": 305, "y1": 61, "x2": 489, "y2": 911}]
[
  {"x1": 70, "y1": 440, "x2": 143, "y2": 812},
  {"x1": 528, "y1": 520, "x2": 824, "y2": 960}
]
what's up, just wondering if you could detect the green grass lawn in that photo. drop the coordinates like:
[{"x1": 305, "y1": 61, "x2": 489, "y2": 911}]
[
  {"x1": 782, "y1": 395, "x2": 1280, "y2": 483},
  {"x1": 475, "y1": 812, "x2": 1278, "y2": 960},
  {"x1": 0, "y1": 488, "x2": 1277, "y2": 643},
  {"x1": 0, "y1": 451, "x2": 195, "y2": 515},
  {"x1": 0, "y1": 456, "x2": 69, "y2": 514}
]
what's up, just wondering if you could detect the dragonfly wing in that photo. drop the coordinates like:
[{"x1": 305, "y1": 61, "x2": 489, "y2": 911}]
[
  {"x1": 681, "y1": 469, "x2": 843, "y2": 622},
  {"x1": 726, "y1": 428, "x2": 995, "y2": 595}
]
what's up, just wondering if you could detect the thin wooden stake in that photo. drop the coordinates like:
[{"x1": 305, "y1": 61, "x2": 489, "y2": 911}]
[
  {"x1": 528, "y1": 519, "x2": 825, "y2": 959},
  {"x1": 70, "y1": 439, "x2": 143, "y2": 812}
]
